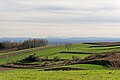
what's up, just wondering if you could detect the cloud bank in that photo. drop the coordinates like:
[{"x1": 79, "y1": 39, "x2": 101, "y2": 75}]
[{"x1": 0, "y1": 0, "x2": 120, "y2": 37}]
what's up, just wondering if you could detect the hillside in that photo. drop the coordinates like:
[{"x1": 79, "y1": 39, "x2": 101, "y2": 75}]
[
  {"x1": 1, "y1": 43, "x2": 120, "y2": 65},
  {"x1": 1, "y1": 43, "x2": 120, "y2": 80}
]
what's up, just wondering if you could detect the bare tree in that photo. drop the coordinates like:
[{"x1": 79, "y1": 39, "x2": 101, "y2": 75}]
[
  {"x1": 0, "y1": 43, "x2": 4, "y2": 49},
  {"x1": 19, "y1": 39, "x2": 48, "y2": 49},
  {"x1": 64, "y1": 42, "x2": 72, "y2": 51},
  {"x1": 1, "y1": 41, "x2": 18, "y2": 49},
  {"x1": 0, "y1": 38, "x2": 48, "y2": 50}
]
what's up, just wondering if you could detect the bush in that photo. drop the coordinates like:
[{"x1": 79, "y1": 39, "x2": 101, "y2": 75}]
[
  {"x1": 24, "y1": 54, "x2": 39, "y2": 62},
  {"x1": 63, "y1": 60, "x2": 72, "y2": 65},
  {"x1": 108, "y1": 60, "x2": 120, "y2": 69},
  {"x1": 43, "y1": 61, "x2": 52, "y2": 66},
  {"x1": 44, "y1": 56, "x2": 48, "y2": 61},
  {"x1": 53, "y1": 56, "x2": 60, "y2": 61},
  {"x1": 72, "y1": 56, "x2": 81, "y2": 62}
]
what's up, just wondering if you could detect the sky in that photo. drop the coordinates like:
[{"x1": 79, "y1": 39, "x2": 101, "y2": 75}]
[{"x1": 0, "y1": 0, "x2": 120, "y2": 38}]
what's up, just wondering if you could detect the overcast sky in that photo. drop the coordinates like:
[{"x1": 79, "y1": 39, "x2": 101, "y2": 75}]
[{"x1": 0, "y1": 0, "x2": 120, "y2": 38}]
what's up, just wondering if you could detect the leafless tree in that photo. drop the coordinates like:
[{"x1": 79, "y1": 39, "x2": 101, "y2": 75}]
[
  {"x1": 19, "y1": 39, "x2": 48, "y2": 49},
  {"x1": 64, "y1": 42, "x2": 72, "y2": 51}
]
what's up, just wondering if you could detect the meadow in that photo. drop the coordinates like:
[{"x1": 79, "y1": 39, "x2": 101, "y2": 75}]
[
  {"x1": 0, "y1": 69, "x2": 120, "y2": 80},
  {"x1": 0, "y1": 43, "x2": 120, "y2": 80},
  {"x1": 1, "y1": 43, "x2": 120, "y2": 65}
]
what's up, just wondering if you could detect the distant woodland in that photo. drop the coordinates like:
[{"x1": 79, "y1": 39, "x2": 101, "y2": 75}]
[{"x1": 0, "y1": 39, "x2": 48, "y2": 50}]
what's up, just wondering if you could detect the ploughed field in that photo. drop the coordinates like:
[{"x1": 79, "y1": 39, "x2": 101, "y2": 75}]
[{"x1": 1, "y1": 42, "x2": 120, "y2": 80}]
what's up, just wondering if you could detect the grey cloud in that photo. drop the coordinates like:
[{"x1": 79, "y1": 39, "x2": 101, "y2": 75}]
[
  {"x1": 1, "y1": 13, "x2": 120, "y2": 24},
  {"x1": 37, "y1": 6, "x2": 69, "y2": 11},
  {"x1": 0, "y1": 0, "x2": 119, "y2": 12},
  {"x1": 0, "y1": 0, "x2": 32, "y2": 11},
  {"x1": 33, "y1": 4, "x2": 119, "y2": 13},
  {"x1": 0, "y1": 0, "x2": 120, "y2": 24}
]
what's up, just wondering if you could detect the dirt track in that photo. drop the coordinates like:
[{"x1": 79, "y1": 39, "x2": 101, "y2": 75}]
[{"x1": 0, "y1": 46, "x2": 56, "y2": 59}]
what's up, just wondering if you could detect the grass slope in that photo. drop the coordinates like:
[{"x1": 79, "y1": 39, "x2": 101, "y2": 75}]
[
  {"x1": 49, "y1": 53, "x2": 90, "y2": 59},
  {"x1": 62, "y1": 64, "x2": 107, "y2": 70},
  {"x1": 0, "y1": 46, "x2": 65, "y2": 64},
  {"x1": 1, "y1": 43, "x2": 120, "y2": 80},
  {"x1": 0, "y1": 69, "x2": 120, "y2": 80},
  {"x1": 1, "y1": 43, "x2": 120, "y2": 65}
]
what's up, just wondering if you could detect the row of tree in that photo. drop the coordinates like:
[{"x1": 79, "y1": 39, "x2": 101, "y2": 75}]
[
  {"x1": 0, "y1": 41, "x2": 18, "y2": 49},
  {"x1": 0, "y1": 39, "x2": 48, "y2": 50},
  {"x1": 19, "y1": 39, "x2": 48, "y2": 49}
]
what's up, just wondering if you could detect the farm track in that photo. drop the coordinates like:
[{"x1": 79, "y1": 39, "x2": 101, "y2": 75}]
[
  {"x1": 0, "y1": 46, "x2": 57, "y2": 59},
  {"x1": 0, "y1": 48, "x2": 18, "y2": 54}
]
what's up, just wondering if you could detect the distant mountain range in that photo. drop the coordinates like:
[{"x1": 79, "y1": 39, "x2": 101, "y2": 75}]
[
  {"x1": 46, "y1": 37, "x2": 120, "y2": 44},
  {"x1": 0, "y1": 37, "x2": 120, "y2": 44}
]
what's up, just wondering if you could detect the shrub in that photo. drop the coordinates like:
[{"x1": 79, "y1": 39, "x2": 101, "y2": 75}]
[
  {"x1": 53, "y1": 56, "x2": 60, "y2": 61},
  {"x1": 108, "y1": 60, "x2": 120, "y2": 69},
  {"x1": 63, "y1": 60, "x2": 72, "y2": 65},
  {"x1": 72, "y1": 56, "x2": 81, "y2": 62},
  {"x1": 44, "y1": 56, "x2": 48, "y2": 61},
  {"x1": 43, "y1": 61, "x2": 52, "y2": 66},
  {"x1": 24, "y1": 54, "x2": 39, "y2": 62}
]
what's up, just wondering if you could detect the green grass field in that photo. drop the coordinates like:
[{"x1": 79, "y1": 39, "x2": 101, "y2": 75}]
[
  {"x1": 48, "y1": 53, "x2": 90, "y2": 59},
  {"x1": 1, "y1": 43, "x2": 120, "y2": 65},
  {"x1": 0, "y1": 46, "x2": 65, "y2": 64},
  {"x1": 0, "y1": 69, "x2": 120, "y2": 80},
  {"x1": 1, "y1": 43, "x2": 120, "y2": 80},
  {"x1": 62, "y1": 64, "x2": 107, "y2": 70}
]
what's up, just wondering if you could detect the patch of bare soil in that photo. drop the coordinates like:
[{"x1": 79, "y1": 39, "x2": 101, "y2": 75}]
[
  {"x1": 0, "y1": 67, "x2": 14, "y2": 71},
  {"x1": 0, "y1": 48, "x2": 18, "y2": 53}
]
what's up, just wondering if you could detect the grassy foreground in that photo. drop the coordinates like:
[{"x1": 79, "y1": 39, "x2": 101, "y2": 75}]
[{"x1": 0, "y1": 69, "x2": 120, "y2": 80}]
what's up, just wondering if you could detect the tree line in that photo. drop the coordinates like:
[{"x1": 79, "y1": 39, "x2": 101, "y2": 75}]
[{"x1": 0, "y1": 39, "x2": 48, "y2": 50}]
